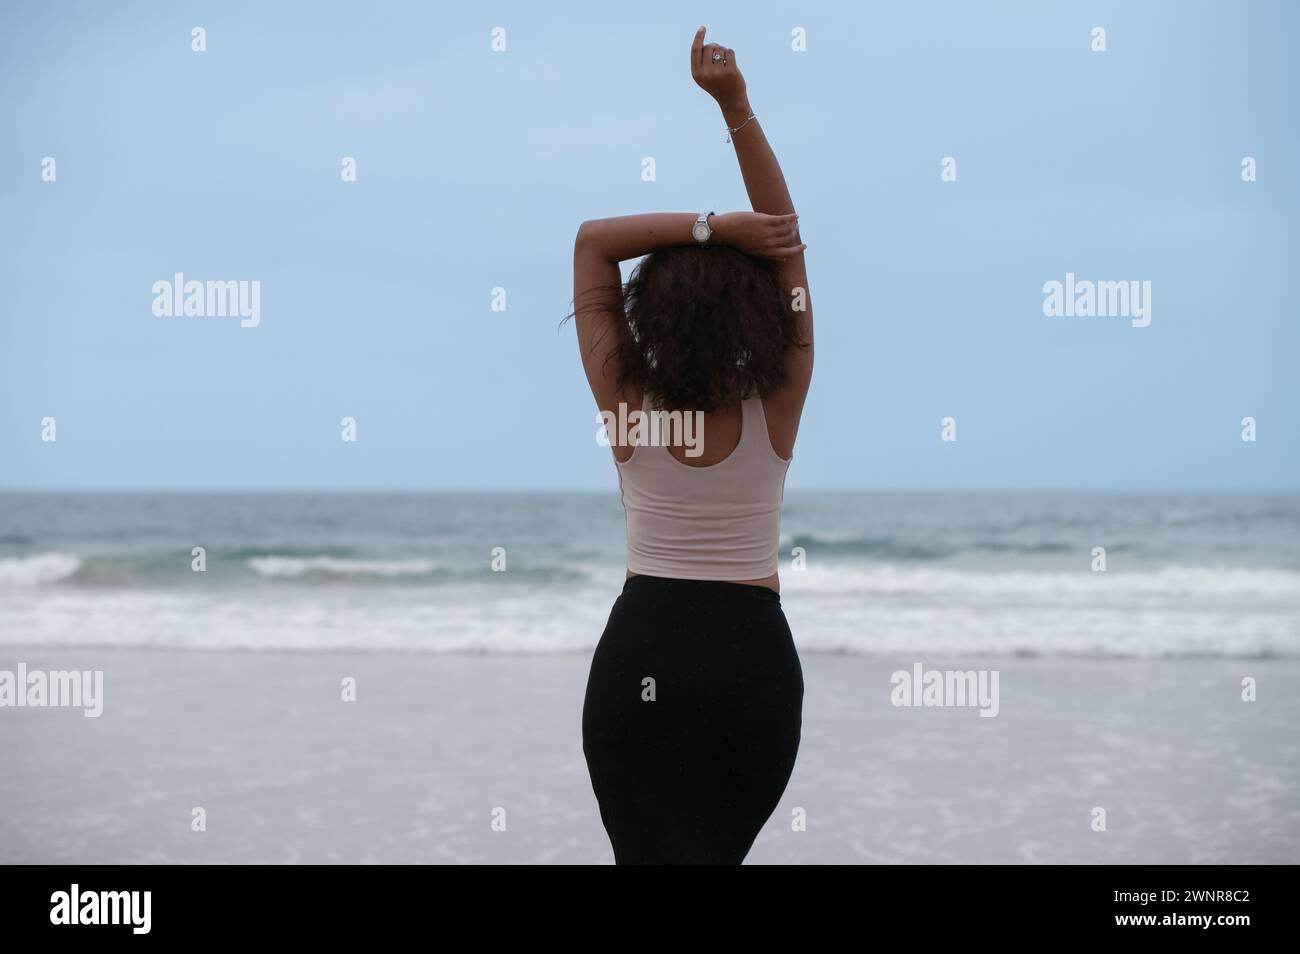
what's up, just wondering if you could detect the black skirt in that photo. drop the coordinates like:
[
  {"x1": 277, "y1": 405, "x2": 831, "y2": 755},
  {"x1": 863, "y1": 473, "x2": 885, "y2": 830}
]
[{"x1": 581, "y1": 574, "x2": 804, "y2": 864}]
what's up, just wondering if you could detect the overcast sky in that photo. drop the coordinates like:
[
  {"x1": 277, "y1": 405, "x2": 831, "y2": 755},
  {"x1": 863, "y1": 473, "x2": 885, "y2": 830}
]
[{"x1": 2, "y1": 0, "x2": 1296, "y2": 491}]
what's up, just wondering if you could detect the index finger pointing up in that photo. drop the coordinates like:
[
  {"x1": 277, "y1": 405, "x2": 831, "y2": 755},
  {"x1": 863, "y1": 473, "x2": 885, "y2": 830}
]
[{"x1": 692, "y1": 26, "x2": 706, "y2": 68}]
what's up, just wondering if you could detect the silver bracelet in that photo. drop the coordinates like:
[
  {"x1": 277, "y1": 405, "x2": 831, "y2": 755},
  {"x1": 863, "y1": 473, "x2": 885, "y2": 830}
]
[{"x1": 725, "y1": 113, "x2": 756, "y2": 143}]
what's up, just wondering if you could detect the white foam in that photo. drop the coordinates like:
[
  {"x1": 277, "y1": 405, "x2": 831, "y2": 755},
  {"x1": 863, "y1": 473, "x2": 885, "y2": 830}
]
[
  {"x1": 246, "y1": 556, "x2": 438, "y2": 578},
  {"x1": 2, "y1": 561, "x2": 1297, "y2": 658},
  {"x1": 0, "y1": 552, "x2": 82, "y2": 586},
  {"x1": 783, "y1": 562, "x2": 1300, "y2": 602}
]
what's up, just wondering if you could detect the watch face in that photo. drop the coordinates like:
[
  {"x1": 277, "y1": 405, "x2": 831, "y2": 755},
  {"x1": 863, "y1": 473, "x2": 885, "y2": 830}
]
[{"x1": 692, "y1": 222, "x2": 709, "y2": 242}]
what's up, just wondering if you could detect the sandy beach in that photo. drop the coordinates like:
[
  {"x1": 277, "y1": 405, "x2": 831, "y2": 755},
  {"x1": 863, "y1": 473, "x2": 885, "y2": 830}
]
[{"x1": 2, "y1": 648, "x2": 1295, "y2": 864}]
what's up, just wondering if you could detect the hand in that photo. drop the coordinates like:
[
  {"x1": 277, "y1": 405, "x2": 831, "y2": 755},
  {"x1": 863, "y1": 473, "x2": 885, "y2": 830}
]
[
  {"x1": 690, "y1": 26, "x2": 748, "y2": 115},
  {"x1": 711, "y1": 212, "x2": 805, "y2": 261}
]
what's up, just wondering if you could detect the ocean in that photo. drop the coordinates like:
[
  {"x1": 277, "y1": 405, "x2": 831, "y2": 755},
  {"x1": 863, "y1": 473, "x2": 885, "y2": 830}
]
[{"x1": 1, "y1": 492, "x2": 1297, "y2": 659}]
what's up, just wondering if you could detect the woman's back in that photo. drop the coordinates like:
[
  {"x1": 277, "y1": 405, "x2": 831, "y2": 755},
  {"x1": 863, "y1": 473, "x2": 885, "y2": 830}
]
[{"x1": 616, "y1": 394, "x2": 791, "y2": 583}]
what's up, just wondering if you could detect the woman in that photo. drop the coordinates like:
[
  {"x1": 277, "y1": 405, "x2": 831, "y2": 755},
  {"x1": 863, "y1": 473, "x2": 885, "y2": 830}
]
[{"x1": 573, "y1": 28, "x2": 813, "y2": 865}]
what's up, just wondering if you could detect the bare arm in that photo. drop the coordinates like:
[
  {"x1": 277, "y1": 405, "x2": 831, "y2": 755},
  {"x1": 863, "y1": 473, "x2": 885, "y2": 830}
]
[
  {"x1": 572, "y1": 211, "x2": 803, "y2": 421},
  {"x1": 572, "y1": 214, "x2": 699, "y2": 418},
  {"x1": 691, "y1": 28, "x2": 813, "y2": 450}
]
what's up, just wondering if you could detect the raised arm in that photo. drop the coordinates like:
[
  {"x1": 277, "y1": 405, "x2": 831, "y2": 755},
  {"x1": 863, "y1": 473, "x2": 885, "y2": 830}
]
[{"x1": 691, "y1": 28, "x2": 813, "y2": 446}]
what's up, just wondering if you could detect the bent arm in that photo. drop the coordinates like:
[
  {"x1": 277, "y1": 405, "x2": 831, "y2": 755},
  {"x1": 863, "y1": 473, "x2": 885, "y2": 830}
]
[
  {"x1": 572, "y1": 211, "x2": 803, "y2": 417},
  {"x1": 572, "y1": 214, "x2": 700, "y2": 417},
  {"x1": 575, "y1": 213, "x2": 702, "y2": 265}
]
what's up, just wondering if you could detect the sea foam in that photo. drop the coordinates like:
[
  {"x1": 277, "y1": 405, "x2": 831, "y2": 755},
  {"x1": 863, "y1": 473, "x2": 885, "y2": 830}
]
[{"x1": 0, "y1": 553, "x2": 83, "y2": 586}]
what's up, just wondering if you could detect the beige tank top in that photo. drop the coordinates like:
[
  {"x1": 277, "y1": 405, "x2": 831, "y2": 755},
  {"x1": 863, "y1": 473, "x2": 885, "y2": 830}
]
[{"x1": 615, "y1": 393, "x2": 791, "y2": 581}]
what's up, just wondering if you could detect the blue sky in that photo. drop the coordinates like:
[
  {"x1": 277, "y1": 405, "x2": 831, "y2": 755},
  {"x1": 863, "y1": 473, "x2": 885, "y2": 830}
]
[{"x1": 1, "y1": 0, "x2": 1296, "y2": 491}]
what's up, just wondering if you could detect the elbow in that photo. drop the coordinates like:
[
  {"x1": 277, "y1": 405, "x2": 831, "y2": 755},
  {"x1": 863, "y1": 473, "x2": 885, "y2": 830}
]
[{"x1": 575, "y1": 219, "x2": 598, "y2": 253}]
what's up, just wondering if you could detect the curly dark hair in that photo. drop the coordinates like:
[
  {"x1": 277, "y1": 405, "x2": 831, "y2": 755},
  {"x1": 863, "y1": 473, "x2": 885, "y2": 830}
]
[{"x1": 608, "y1": 245, "x2": 804, "y2": 412}]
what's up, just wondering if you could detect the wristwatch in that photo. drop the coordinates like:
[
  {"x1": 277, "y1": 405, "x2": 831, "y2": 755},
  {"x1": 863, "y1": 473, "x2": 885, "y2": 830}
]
[{"x1": 692, "y1": 212, "x2": 715, "y2": 245}]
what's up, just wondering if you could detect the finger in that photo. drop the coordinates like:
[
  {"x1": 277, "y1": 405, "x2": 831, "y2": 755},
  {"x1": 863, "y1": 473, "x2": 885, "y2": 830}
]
[
  {"x1": 769, "y1": 227, "x2": 799, "y2": 249},
  {"x1": 692, "y1": 27, "x2": 706, "y2": 69},
  {"x1": 724, "y1": 47, "x2": 735, "y2": 67},
  {"x1": 727, "y1": 47, "x2": 738, "y2": 68},
  {"x1": 768, "y1": 244, "x2": 808, "y2": 260},
  {"x1": 767, "y1": 217, "x2": 800, "y2": 238}
]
